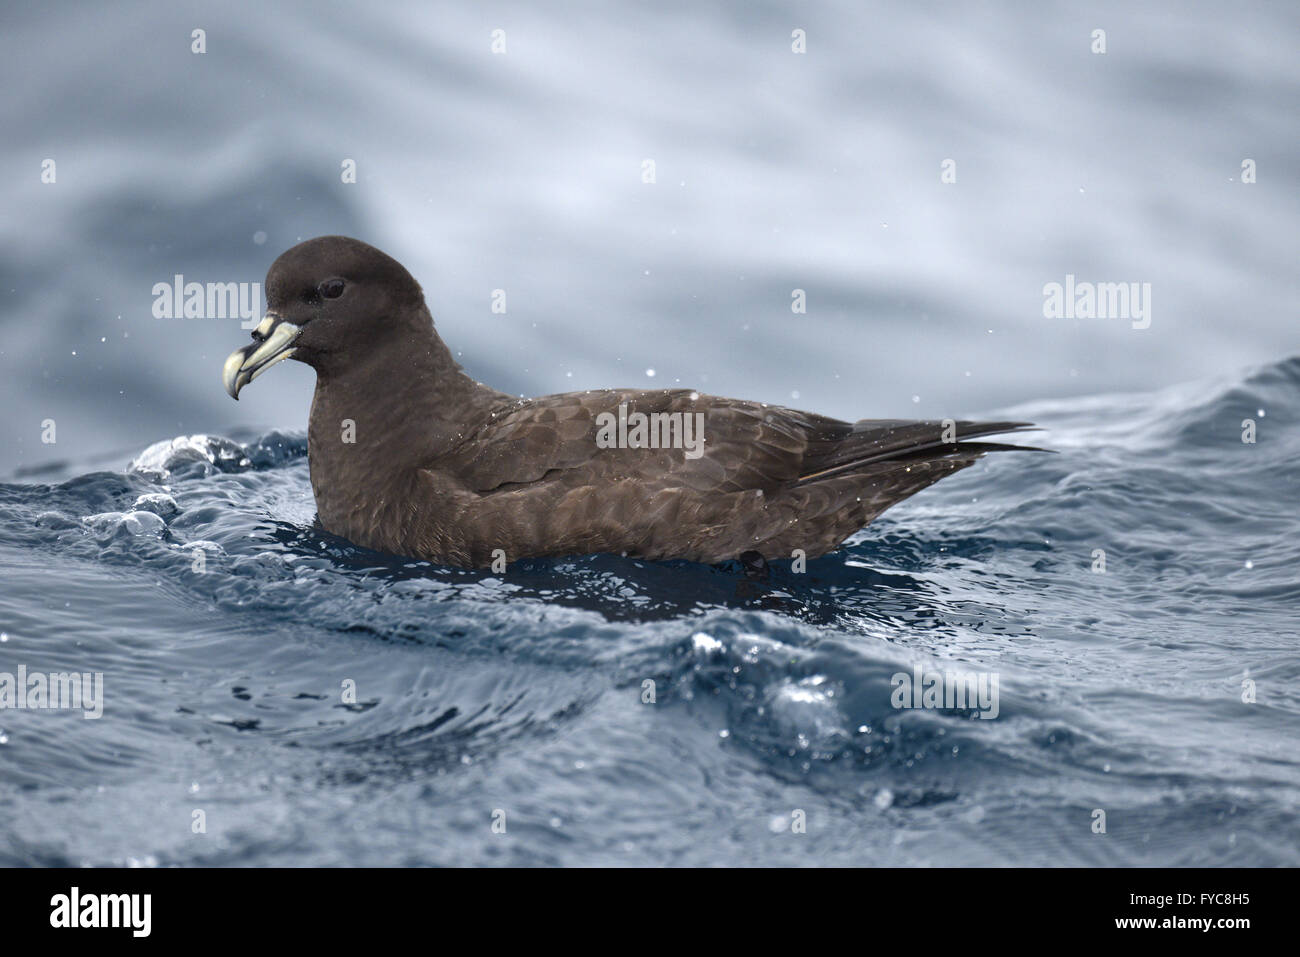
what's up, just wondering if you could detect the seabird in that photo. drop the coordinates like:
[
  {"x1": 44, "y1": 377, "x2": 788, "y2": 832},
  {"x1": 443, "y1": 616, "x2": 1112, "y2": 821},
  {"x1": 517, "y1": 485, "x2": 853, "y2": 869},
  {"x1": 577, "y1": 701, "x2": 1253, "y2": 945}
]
[{"x1": 223, "y1": 236, "x2": 1039, "y2": 568}]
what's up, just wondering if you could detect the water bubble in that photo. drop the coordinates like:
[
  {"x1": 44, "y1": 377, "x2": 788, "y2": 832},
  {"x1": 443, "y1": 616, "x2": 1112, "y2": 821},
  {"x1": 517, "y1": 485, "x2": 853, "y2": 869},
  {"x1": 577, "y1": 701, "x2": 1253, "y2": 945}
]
[{"x1": 133, "y1": 493, "x2": 178, "y2": 519}]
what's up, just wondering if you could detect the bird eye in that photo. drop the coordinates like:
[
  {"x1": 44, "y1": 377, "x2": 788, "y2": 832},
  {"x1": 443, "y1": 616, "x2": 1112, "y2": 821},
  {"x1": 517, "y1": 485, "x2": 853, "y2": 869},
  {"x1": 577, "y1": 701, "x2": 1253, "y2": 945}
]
[{"x1": 318, "y1": 278, "x2": 346, "y2": 299}]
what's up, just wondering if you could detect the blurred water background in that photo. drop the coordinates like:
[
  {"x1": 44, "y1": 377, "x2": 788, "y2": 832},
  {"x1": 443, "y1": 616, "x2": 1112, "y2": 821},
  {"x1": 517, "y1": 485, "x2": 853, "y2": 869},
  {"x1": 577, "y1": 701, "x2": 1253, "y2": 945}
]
[{"x1": 0, "y1": 1, "x2": 1296, "y2": 866}]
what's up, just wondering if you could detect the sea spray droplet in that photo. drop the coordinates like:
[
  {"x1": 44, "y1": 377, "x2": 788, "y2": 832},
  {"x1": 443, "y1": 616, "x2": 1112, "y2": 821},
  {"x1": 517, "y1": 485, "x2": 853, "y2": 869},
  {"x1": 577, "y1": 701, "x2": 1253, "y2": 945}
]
[{"x1": 691, "y1": 632, "x2": 723, "y2": 655}]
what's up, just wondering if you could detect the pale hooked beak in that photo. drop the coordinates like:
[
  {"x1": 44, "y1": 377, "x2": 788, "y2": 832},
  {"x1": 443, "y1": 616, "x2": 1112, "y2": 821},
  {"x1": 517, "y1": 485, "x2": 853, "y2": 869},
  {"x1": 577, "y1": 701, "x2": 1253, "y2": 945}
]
[{"x1": 222, "y1": 314, "x2": 302, "y2": 400}]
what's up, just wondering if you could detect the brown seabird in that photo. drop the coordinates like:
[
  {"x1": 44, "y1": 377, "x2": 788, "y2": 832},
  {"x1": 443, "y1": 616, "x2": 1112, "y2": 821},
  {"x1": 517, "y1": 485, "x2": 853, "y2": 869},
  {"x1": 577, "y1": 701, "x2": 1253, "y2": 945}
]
[{"x1": 222, "y1": 236, "x2": 1039, "y2": 569}]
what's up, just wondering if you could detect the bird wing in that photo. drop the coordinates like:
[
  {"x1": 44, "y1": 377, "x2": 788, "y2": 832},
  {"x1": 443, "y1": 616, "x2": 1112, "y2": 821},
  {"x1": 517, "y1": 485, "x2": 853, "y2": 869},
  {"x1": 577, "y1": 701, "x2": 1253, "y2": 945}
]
[{"x1": 430, "y1": 388, "x2": 1035, "y2": 495}]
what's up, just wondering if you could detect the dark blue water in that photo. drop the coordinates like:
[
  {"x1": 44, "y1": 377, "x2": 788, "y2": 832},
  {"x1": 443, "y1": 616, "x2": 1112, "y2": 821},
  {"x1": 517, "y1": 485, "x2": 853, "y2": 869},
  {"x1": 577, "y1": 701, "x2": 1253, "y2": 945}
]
[{"x1": 2, "y1": 357, "x2": 1296, "y2": 866}]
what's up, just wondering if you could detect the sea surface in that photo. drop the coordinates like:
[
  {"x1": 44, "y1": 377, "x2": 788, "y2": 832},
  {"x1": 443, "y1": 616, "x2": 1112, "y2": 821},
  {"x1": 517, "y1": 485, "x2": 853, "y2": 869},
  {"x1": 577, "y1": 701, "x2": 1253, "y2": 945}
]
[
  {"x1": 1, "y1": 0, "x2": 1297, "y2": 866},
  {"x1": 1, "y1": 357, "x2": 1297, "y2": 866}
]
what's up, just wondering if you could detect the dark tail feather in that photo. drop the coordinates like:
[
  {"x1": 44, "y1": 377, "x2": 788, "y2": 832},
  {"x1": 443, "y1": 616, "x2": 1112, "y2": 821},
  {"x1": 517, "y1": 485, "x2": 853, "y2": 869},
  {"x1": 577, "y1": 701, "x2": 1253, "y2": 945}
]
[
  {"x1": 934, "y1": 439, "x2": 1053, "y2": 456},
  {"x1": 795, "y1": 421, "x2": 1046, "y2": 486}
]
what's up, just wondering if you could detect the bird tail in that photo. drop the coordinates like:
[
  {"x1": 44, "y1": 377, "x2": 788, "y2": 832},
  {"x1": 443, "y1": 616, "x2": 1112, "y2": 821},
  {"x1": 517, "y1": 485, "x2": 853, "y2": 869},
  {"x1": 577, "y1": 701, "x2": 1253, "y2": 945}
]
[{"x1": 794, "y1": 420, "x2": 1046, "y2": 486}]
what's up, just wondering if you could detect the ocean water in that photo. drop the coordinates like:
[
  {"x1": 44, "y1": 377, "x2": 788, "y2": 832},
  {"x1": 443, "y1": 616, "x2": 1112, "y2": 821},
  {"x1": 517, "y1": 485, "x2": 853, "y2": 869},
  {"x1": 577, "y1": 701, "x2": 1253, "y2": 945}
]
[
  {"x1": 1, "y1": 0, "x2": 1297, "y2": 866},
  {"x1": 1, "y1": 357, "x2": 1296, "y2": 866}
]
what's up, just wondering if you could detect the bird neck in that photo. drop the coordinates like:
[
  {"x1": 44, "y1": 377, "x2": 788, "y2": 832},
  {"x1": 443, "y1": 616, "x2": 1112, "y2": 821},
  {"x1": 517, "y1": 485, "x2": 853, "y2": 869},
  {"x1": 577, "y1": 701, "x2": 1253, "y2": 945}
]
[{"x1": 305, "y1": 320, "x2": 506, "y2": 541}]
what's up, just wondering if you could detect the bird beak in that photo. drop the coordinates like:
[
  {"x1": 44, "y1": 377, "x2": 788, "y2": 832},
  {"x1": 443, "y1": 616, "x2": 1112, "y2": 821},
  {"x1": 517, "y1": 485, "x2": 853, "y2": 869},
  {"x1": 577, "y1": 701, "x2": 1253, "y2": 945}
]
[{"x1": 222, "y1": 314, "x2": 302, "y2": 400}]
